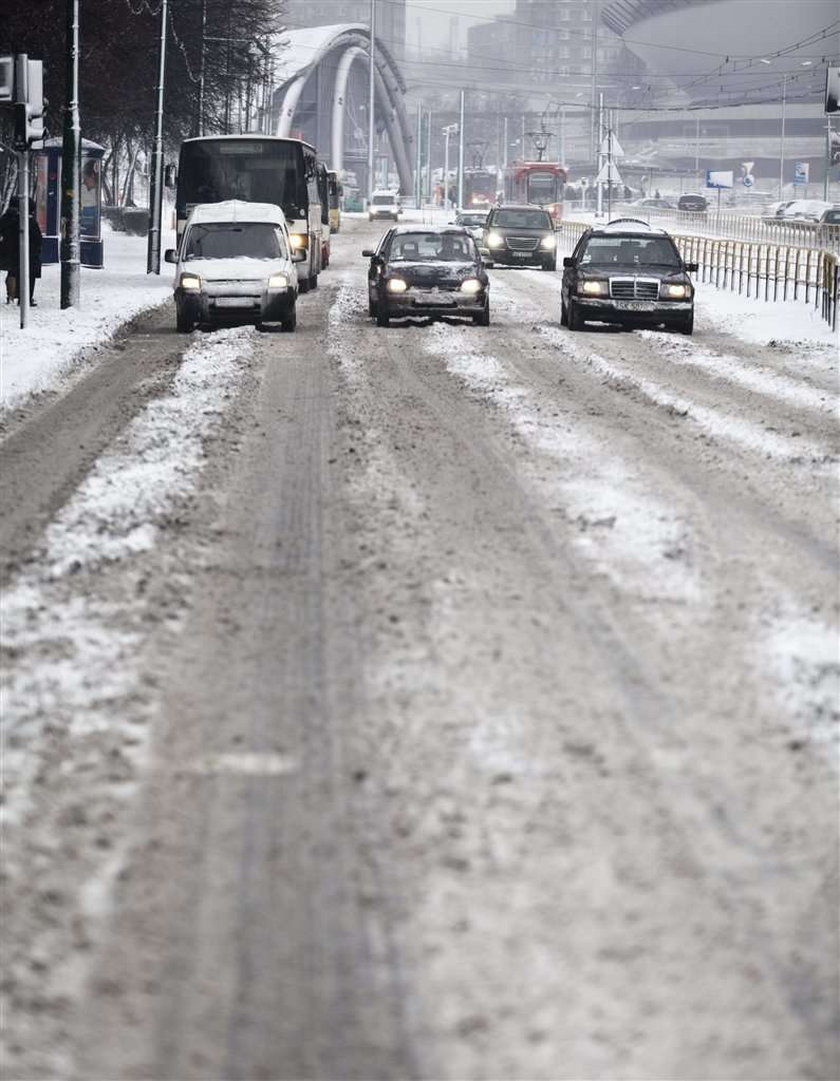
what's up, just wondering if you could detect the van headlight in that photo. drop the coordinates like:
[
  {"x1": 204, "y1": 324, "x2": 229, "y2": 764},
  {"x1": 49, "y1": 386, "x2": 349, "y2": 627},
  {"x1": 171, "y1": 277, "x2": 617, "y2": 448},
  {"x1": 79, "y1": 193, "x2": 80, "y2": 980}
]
[
  {"x1": 486, "y1": 231, "x2": 504, "y2": 248},
  {"x1": 540, "y1": 234, "x2": 557, "y2": 249},
  {"x1": 386, "y1": 278, "x2": 408, "y2": 293},
  {"x1": 580, "y1": 280, "x2": 608, "y2": 296},
  {"x1": 179, "y1": 273, "x2": 201, "y2": 291},
  {"x1": 460, "y1": 278, "x2": 482, "y2": 294},
  {"x1": 268, "y1": 273, "x2": 290, "y2": 289},
  {"x1": 662, "y1": 282, "x2": 689, "y2": 298}
]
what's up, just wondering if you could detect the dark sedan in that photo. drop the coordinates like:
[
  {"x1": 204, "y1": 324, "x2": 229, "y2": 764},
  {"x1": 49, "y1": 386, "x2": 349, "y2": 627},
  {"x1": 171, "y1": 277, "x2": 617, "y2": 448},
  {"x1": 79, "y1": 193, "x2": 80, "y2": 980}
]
[
  {"x1": 363, "y1": 226, "x2": 490, "y2": 327},
  {"x1": 560, "y1": 220, "x2": 698, "y2": 335}
]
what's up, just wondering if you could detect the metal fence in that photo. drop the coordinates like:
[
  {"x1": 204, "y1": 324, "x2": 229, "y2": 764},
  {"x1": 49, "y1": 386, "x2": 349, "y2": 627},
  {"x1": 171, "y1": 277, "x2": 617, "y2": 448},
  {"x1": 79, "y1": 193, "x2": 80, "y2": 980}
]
[
  {"x1": 556, "y1": 219, "x2": 839, "y2": 330},
  {"x1": 601, "y1": 206, "x2": 840, "y2": 253}
]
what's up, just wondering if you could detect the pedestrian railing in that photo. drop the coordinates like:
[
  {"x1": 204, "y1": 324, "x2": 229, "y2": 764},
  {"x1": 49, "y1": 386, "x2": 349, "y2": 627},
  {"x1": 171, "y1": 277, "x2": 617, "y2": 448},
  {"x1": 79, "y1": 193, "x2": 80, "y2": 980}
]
[
  {"x1": 675, "y1": 234, "x2": 838, "y2": 330},
  {"x1": 555, "y1": 219, "x2": 839, "y2": 330}
]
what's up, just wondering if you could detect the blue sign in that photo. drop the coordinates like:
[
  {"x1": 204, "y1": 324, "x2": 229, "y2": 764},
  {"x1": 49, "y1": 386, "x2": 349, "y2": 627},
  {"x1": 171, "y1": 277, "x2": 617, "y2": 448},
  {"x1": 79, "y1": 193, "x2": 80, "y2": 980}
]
[{"x1": 793, "y1": 161, "x2": 809, "y2": 185}]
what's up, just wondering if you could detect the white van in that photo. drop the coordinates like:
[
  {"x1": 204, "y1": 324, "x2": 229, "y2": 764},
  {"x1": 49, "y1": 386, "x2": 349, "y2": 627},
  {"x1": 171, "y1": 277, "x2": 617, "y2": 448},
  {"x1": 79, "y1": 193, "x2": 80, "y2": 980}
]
[
  {"x1": 164, "y1": 200, "x2": 304, "y2": 332},
  {"x1": 368, "y1": 190, "x2": 401, "y2": 222}
]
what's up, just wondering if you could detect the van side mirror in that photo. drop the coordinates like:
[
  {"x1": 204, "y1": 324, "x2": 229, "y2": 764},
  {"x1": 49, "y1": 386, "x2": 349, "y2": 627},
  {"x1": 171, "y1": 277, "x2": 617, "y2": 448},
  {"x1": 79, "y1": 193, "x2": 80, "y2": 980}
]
[{"x1": 164, "y1": 248, "x2": 178, "y2": 263}]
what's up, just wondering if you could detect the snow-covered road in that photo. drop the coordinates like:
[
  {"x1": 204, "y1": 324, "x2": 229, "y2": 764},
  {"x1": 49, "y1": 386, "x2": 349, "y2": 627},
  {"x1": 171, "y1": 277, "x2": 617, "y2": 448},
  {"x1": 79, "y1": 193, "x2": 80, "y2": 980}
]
[{"x1": 1, "y1": 215, "x2": 838, "y2": 1080}]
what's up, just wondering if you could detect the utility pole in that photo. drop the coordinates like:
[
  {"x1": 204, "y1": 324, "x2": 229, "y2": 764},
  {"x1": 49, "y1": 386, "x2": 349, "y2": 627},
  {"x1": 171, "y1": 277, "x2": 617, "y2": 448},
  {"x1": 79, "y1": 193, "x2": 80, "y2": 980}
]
[
  {"x1": 779, "y1": 73, "x2": 787, "y2": 200},
  {"x1": 146, "y1": 0, "x2": 167, "y2": 274},
  {"x1": 596, "y1": 92, "x2": 604, "y2": 218},
  {"x1": 415, "y1": 102, "x2": 422, "y2": 208},
  {"x1": 197, "y1": 0, "x2": 207, "y2": 136},
  {"x1": 367, "y1": 0, "x2": 376, "y2": 198},
  {"x1": 60, "y1": 0, "x2": 81, "y2": 309},
  {"x1": 426, "y1": 109, "x2": 433, "y2": 202},
  {"x1": 457, "y1": 88, "x2": 465, "y2": 211}
]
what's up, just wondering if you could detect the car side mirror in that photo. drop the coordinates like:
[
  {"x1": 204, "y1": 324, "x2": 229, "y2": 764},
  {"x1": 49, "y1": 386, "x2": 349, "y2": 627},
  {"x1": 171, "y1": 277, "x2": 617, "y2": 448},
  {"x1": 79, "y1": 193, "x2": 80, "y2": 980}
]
[
  {"x1": 685, "y1": 262, "x2": 698, "y2": 273},
  {"x1": 291, "y1": 249, "x2": 306, "y2": 263},
  {"x1": 164, "y1": 248, "x2": 177, "y2": 264},
  {"x1": 361, "y1": 248, "x2": 375, "y2": 258},
  {"x1": 563, "y1": 256, "x2": 574, "y2": 268}
]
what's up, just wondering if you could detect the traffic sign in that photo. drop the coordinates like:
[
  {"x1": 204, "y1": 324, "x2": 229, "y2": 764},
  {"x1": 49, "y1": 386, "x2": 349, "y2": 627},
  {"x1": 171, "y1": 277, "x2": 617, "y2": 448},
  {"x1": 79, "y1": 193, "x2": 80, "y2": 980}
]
[{"x1": 596, "y1": 161, "x2": 623, "y2": 185}]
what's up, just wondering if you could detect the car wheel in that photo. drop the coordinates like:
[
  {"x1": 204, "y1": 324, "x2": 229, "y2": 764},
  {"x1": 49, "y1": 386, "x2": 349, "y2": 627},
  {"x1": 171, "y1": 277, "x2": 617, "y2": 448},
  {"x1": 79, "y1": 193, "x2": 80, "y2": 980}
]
[
  {"x1": 567, "y1": 298, "x2": 585, "y2": 331},
  {"x1": 376, "y1": 305, "x2": 390, "y2": 327},
  {"x1": 368, "y1": 295, "x2": 378, "y2": 317},
  {"x1": 676, "y1": 313, "x2": 694, "y2": 336},
  {"x1": 176, "y1": 306, "x2": 193, "y2": 333},
  {"x1": 281, "y1": 305, "x2": 297, "y2": 332},
  {"x1": 473, "y1": 303, "x2": 490, "y2": 327},
  {"x1": 560, "y1": 295, "x2": 568, "y2": 326}
]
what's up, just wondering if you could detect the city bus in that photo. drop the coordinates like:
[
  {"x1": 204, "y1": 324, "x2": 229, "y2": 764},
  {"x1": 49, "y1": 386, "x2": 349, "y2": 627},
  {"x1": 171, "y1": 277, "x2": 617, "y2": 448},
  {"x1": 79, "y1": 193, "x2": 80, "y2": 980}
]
[
  {"x1": 174, "y1": 135, "x2": 323, "y2": 291},
  {"x1": 326, "y1": 169, "x2": 342, "y2": 233},
  {"x1": 315, "y1": 160, "x2": 331, "y2": 269},
  {"x1": 502, "y1": 161, "x2": 567, "y2": 222}
]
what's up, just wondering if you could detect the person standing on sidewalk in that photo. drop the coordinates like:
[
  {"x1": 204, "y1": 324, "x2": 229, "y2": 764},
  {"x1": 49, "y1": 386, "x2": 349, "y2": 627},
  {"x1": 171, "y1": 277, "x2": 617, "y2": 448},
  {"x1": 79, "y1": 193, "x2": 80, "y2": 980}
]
[
  {"x1": 27, "y1": 198, "x2": 43, "y2": 306},
  {"x1": 0, "y1": 203, "x2": 19, "y2": 303}
]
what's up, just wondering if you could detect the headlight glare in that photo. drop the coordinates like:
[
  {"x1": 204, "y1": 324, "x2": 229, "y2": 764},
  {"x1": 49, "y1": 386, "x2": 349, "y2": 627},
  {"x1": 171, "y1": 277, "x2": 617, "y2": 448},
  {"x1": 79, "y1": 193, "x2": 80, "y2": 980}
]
[
  {"x1": 486, "y1": 231, "x2": 504, "y2": 248},
  {"x1": 581, "y1": 280, "x2": 608, "y2": 296},
  {"x1": 268, "y1": 273, "x2": 290, "y2": 289},
  {"x1": 540, "y1": 234, "x2": 557, "y2": 249},
  {"x1": 289, "y1": 233, "x2": 307, "y2": 249},
  {"x1": 386, "y1": 278, "x2": 408, "y2": 293},
  {"x1": 460, "y1": 278, "x2": 482, "y2": 294},
  {"x1": 179, "y1": 273, "x2": 201, "y2": 291},
  {"x1": 663, "y1": 283, "x2": 689, "y2": 298}
]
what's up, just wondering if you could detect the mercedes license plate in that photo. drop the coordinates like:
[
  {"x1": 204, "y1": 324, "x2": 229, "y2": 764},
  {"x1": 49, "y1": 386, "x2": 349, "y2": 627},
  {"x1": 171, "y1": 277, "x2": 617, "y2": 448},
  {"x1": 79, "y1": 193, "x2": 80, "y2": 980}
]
[
  {"x1": 617, "y1": 300, "x2": 655, "y2": 311},
  {"x1": 511, "y1": 251, "x2": 530, "y2": 258}
]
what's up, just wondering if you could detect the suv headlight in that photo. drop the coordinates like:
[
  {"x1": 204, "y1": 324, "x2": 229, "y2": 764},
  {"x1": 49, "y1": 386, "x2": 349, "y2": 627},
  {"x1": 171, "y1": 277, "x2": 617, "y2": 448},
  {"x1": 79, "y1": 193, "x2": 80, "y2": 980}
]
[
  {"x1": 540, "y1": 234, "x2": 557, "y2": 249},
  {"x1": 268, "y1": 273, "x2": 290, "y2": 289},
  {"x1": 460, "y1": 278, "x2": 482, "y2": 294},
  {"x1": 386, "y1": 278, "x2": 408, "y2": 293},
  {"x1": 486, "y1": 231, "x2": 504, "y2": 248},
  {"x1": 179, "y1": 273, "x2": 201, "y2": 291},
  {"x1": 580, "y1": 280, "x2": 608, "y2": 296},
  {"x1": 662, "y1": 282, "x2": 690, "y2": 298}
]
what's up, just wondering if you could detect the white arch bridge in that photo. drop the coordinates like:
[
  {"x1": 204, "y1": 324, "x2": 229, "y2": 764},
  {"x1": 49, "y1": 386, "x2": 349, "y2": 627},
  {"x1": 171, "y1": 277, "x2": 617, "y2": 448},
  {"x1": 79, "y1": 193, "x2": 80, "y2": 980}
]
[{"x1": 270, "y1": 24, "x2": 414, "y2": 195}]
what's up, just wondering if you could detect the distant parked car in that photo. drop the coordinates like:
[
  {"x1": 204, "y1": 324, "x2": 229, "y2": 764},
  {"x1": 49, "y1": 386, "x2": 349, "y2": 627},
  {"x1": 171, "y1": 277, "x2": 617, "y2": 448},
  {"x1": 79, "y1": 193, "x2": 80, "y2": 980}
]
[
  {"x1": 626, "y1": 197, "x2": 676, "y2": 211},
  {"x1": 780, "y1": 199, "x2": 833, "y2": 222},
  {"x1": 677, "y1": 192, "x2": 708, "y2": 212},
  {"x1": 817, "y1": 206, "x2": 840, "y2": 226}
]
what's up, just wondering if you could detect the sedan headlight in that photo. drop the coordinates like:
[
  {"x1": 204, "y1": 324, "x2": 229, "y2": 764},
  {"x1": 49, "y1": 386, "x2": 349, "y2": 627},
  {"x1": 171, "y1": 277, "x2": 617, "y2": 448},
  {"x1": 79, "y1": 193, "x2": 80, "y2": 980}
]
[
  {"x1": 386, "y1": 278, "x2": 408, "y2": 293},
  {"x1": 662, "y1": 282, "x2": 690, "y2": 298},
  {"x1": 289, "y1": 233, "x2": 307, "y2": 250},
  {"x1": 460, "y1": 278, "x2": 483, "y2": 294},
  {"x1": 268, "y1": 273, "x2": 290, "y2": 289},
  {"x1": 540, "y1": 234, "x2": 557, "y2": 250},
  {"x1": 580, "y1": 280, "x2": 608, "y2": 296},
  {"x1": 179, "y1": 273, "x2": 202, "y2": 291},
  {"x1": 486, "y1": 231, "x2": 505, "y2": 248}
]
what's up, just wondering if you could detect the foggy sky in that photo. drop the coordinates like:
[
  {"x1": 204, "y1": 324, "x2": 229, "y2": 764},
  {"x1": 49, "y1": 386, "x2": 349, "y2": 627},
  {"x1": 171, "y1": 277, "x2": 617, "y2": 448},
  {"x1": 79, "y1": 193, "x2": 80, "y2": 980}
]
[{"x1": 405, "y1": 0, "x2": 515, "y2": 51}]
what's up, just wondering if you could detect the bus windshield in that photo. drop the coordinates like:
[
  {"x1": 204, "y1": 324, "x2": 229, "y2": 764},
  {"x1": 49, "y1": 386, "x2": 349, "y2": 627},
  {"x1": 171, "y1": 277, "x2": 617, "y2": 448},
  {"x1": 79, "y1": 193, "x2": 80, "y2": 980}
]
[{"x1": 178, "y1": 139, "x2": 308, "y2": 220}]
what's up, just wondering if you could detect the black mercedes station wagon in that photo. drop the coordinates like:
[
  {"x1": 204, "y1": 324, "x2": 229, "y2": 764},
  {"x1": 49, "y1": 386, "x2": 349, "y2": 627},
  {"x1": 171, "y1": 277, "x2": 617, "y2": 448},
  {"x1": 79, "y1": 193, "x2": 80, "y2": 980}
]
[
  {"x1": 363, "y1": 225, "x2": 490, "y2": 326},
  {"x1": 560, "y1": 219, "x2": 698, "y2": 335}
]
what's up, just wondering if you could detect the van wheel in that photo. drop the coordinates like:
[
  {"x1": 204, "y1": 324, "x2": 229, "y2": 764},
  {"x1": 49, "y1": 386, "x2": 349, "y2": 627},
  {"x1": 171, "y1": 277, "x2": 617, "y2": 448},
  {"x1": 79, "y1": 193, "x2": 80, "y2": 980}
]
[
  {"x1": 176, "y1": 307, "x2": 193, "y2": 333},
  {"x1": 376, "y1": 306, "x2": 390, "y2": 327},
  {"x1": 281, "y1": 305, "x2": 297, "y2": 332}
]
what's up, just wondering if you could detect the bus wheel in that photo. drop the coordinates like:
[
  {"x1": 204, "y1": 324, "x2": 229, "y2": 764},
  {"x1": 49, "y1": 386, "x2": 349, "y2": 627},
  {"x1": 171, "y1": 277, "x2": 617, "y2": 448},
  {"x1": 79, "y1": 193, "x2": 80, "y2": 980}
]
[
  {"x1": 310, "y1": 274, "x2": 319, "y2": 290},
  {"x1": 299, "y1": 276, "x2": 310, "y2": 294}
]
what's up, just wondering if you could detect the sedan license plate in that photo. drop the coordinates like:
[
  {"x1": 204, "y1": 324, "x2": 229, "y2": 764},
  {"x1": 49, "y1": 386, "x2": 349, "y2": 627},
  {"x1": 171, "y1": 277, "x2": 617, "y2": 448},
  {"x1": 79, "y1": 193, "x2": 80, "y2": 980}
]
[{"x1": 616, "y1": 300, "x2": 655, "y2": 311}]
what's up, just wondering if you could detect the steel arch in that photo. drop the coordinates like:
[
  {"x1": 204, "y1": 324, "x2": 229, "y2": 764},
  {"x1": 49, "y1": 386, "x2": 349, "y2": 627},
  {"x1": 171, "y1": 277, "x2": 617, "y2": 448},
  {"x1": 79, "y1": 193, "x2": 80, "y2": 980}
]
[{"x1": 271, "y1": 24, "x2": 414, "y2": 194}]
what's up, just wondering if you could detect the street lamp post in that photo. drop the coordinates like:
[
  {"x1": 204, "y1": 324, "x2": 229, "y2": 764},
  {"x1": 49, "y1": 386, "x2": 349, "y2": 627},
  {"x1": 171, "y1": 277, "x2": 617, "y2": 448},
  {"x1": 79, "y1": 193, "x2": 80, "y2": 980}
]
[
  {"x1": 442, "y1": 123, "x2": 457, "y2": 209},
  {"x1": 779, "y1": 73, "x2": 787, "y2": 200},
  {"x1": 146, "y1": 0, "x2": 168, "y2": 274},
  {"x1": 367, "y1": 0, "x2": 376, "y2": 199}
]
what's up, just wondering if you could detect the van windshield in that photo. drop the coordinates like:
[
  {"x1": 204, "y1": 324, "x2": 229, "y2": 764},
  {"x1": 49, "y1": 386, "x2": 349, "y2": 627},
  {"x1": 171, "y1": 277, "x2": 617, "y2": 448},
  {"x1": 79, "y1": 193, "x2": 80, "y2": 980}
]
[{"x1": 183, "y1": 222, "x2": 286, "y2": 260}]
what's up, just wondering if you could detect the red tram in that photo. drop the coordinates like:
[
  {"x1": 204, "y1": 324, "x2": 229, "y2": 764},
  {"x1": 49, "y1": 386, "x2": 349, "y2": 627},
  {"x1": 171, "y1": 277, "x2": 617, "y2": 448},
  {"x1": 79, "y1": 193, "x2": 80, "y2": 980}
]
[
  {"x1": 502, "y1": 161, "x2": 567, "y2": 221},
  {"x1": 463, "y1": 168, "x2": 498, "y2": 209}
]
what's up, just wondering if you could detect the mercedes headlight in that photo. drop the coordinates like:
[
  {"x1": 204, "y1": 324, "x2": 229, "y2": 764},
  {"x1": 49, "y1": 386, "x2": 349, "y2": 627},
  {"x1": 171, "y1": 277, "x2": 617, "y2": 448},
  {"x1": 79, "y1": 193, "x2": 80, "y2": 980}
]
[
  {"x1": 662, "y1": 283, "x2": 689, "y2": 298},
  {"x1": 386, "y1": 278, "x2": 408, "y2": 293},
  {"x1": 486, "y1": 231, "x2": 504, "y2": 248},
  {"x1": 179, "y1": 273, "x2": 201, "y2": 291},
  {"x1": 580, "y1": 280, "x2": 608, "y2": 296},
  {"x1": 268, "y1": 273, "x2": 290, "y2": 289},
  {"x1": 540, "y1": 234, "x2": 557, "y2": 249},
  {"x1": 460, "y1": 278, "x2": 483, "y2": 294}
]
